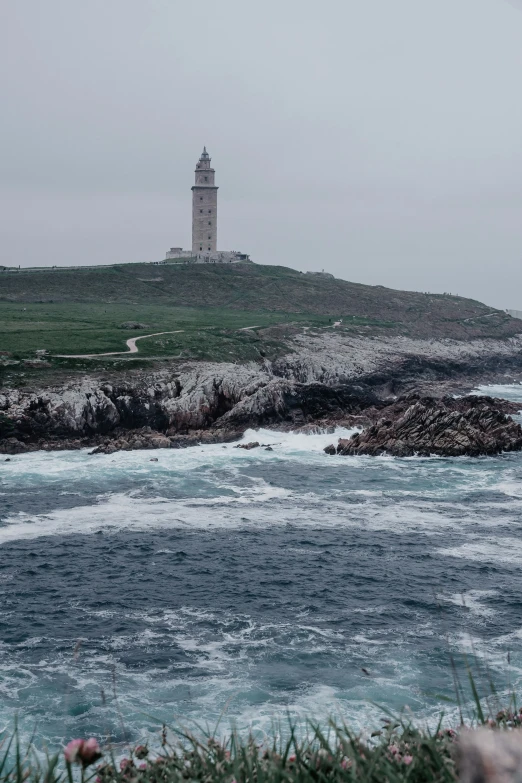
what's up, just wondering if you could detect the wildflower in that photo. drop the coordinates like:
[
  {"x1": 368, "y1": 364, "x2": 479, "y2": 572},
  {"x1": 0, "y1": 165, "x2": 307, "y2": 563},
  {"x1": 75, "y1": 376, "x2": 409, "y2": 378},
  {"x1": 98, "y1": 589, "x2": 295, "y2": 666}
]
[
  {"x1": 64, "y1": 738, "x2": 102, "y2": 767},
  {"x1": 120, "y1": 758, "x2": 134, "y2": 773},
  {"x1": 438, "y1": 728, "x2": 457, "y2": 740},
  {"x1": 446, "y1": 728, "x2": 457, "y2": 739},
  {"x1": 388, "y1": 744, "x2": 400, "y2": 756},
  {"x1": 134, "y1": 745, "x2": 149, "y2": 760},
  {"x1": 341, "y1": 758, "x2": 352, "y2": 769},
  {"x1": 64, "y1": 740, "x2": 84, "y2": 764},
  {"x1": 139, "y1": 763, "x2": 147, "y2": 771},
  {"x1": 81, "y1": 739, "x2": 102, "y2": 766},
  {"x1": 403, "y1": 755, "x2": 413, "y2": 765},
  {"x1": 288, "y1": 755, "x2": 296, "y2": 763}
]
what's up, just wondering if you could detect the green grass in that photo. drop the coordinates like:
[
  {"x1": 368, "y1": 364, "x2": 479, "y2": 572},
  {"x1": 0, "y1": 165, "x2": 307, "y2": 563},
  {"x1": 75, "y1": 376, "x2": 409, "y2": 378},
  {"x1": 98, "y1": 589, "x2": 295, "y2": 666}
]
[
  {"x1": 0, "y1": 301, "x2": 393, "y2": 385},
  {"x1": 1, "y1": 659, "x2": 519, "y2": 783},
  {"x1": 0, "y1": 717, "x2": 460, "y2": 783},
  {"x1": 0, "y1": 302, "x2": 331, "y2": 360},
  {"x1": 0, "y1": 262, "x2": 518, "y2": 343},
  {"x1": 1, "y1": 262, "x2": 519, "y2": 388}
]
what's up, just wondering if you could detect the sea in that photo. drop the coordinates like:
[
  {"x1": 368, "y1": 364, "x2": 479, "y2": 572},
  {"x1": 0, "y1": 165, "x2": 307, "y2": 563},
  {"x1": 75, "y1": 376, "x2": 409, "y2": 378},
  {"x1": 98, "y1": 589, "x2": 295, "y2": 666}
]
[{"x1": 1, "y1": 383, "x2": 522, "y2": 751}]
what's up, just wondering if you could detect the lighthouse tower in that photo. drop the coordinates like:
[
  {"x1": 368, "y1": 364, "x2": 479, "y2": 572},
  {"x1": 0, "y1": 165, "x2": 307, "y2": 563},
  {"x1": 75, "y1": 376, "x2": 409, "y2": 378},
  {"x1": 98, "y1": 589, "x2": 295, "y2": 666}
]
[{"x1": 191, "y1": 147, "x2": 218, "y2": 256}]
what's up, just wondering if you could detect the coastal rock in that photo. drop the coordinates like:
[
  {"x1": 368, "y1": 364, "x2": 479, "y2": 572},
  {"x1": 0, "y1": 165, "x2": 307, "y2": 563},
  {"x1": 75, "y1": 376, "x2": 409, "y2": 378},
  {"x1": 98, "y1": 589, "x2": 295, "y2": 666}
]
[
  {"x1": 459, "y1": 729, "x2": 522, "y2": 783},
  {"x1": 2, "y1": 332, "x2": 522, "y2": 454},
  {"x1": 328, "y1": 396, "x2": 522, "y2": 457},
  {"x1": 89, "y1": 429, "x2": 173, "y2": 455},
  {"x1": 235, "y1": 441, "x2": 260, "y2": 450}
]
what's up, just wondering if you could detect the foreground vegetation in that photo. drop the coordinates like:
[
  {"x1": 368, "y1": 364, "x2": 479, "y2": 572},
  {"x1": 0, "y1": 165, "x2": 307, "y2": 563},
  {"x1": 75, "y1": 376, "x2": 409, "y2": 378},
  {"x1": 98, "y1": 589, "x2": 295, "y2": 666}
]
[
  {"x1": 0, "y1": 718, "x2": 461, "y2": 783},
  {"x1": 3, "y1": 696, "x2": 522, "y2": 783}
]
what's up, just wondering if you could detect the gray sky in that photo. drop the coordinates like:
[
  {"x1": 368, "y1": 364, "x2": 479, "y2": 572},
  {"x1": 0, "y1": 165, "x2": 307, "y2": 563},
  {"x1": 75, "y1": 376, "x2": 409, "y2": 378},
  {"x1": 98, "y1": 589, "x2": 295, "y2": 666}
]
[{"x1": 1, "y1": 0, "x2": 522, "y2": 310}]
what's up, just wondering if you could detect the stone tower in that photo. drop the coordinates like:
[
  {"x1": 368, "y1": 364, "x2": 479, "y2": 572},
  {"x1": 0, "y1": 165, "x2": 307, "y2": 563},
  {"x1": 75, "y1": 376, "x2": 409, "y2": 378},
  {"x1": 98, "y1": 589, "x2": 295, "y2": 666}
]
[{"x1": 192, "y1": 147, "x2": 218, "y2": 255}]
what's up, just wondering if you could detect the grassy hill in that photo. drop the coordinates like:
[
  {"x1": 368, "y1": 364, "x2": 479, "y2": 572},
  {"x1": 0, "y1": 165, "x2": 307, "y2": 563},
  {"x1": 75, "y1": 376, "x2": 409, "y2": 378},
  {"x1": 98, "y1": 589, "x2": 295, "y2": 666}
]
[
  {"x1": 0, "y1": 261, "x2": 519, "y2": 333},
  {"x1": 0, "y1": 262, "x2": 520, "y2": 387}
]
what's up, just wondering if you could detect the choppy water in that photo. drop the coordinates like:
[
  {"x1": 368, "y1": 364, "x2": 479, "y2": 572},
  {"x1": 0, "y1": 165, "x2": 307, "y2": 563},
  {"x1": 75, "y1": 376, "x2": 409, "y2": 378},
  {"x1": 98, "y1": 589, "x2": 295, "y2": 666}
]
[{"x1": 1, "y1": 383, "x2": 522, "y2": 749}]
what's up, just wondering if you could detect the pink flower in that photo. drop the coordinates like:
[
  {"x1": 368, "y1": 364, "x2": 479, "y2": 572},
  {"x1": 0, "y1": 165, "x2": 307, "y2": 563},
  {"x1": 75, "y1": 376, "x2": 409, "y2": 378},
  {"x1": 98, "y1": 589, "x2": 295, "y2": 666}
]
[
  {"x1": 403, "y1": 755, "x2": 413, "y2": 765},
  {"x1": 288, "y1": 755, "x2": 296, "y2": 763},
  {"x1": 388, "y1": 744, "x2": 400, "y2": 756},
  {"x1": 341, "y1": 758, "x2": 352, "y2": 769},
  {"x1": 64, "y1": 738, "x2": 102, "y2": 767},
  {"x1": 139, "y1": 763, "x2": 147, "y2": 770},
  {"x1": 120, "y1": 758, "x2": 132, "y2": 772},
  {"x1": 81, "y1": 738, "x2": 102, "y2": 765},
  {"x1": 446, "y1": 728, "x2": 457, "y2": 739},
  {"x1": 134, "y1": 745, "x2": 149, "y2": 760},
  {"x1": 64, "y1": 740, "x2": 84, "y2": 764}
]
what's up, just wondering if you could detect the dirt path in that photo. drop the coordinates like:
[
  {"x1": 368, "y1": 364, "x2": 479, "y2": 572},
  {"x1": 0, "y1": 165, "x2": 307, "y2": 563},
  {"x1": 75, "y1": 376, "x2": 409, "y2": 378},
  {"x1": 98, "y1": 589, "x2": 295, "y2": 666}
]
[{"x1": 55, "y1": 330, "x2": 185, "y2": 359}]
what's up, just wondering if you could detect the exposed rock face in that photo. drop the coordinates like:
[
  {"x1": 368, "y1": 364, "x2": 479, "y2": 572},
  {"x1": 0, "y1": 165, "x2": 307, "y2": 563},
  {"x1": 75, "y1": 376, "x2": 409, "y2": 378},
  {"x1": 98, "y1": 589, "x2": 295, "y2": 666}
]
[
  {"x1": 0, "y1": 366, "x2": 381, "y2": 455},
  {"x1": 327, "y1": 396, "x2": 522, "y2": 457},
  {"x1": 1, "y1": 331, "x2": 522, "y2": 455},
  {"x1": 458, "y1": 728, "x2": 522, "y2": 783}
]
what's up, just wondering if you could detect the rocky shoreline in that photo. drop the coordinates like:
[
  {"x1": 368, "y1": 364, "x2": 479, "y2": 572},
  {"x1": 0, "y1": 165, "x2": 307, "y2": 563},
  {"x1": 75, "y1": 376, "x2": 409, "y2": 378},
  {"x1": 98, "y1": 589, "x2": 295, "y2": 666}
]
[
  {"x1": 324, "y1": 395, "x2": 522, "y2": 458},
  {"x1": 2, "y1": 332, "x2": 522, "y2": 457}
]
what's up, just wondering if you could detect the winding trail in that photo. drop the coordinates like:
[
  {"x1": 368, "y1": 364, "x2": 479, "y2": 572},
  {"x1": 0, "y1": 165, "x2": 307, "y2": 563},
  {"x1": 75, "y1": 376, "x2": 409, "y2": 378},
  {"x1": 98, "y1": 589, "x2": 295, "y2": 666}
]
[{"x1": 55, "y1": 331, "x2": 185, "y2": 359}]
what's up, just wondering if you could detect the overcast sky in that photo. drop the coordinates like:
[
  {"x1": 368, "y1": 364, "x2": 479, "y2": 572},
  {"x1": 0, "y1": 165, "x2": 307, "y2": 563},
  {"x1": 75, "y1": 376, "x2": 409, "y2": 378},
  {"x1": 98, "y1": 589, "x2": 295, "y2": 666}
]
[{"x1": 1, "y1": 0, "x2": 522, "y2": 309}]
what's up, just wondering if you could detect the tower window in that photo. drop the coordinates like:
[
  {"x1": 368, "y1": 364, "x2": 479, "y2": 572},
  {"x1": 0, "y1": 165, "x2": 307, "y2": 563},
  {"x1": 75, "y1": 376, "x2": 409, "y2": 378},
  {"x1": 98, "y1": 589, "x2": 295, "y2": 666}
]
[
  {"x1": 208, "y1": 210, "x2": 211, "y2": 214},
  {"x1": 208, "y1": 221, "x2": 211, "y2": 225},
  {"x1": 200, "y1": 246, "x2": 202, "y2": 251},
  {"x1": 208, "y1": 235, "x2": 211, "y2": 239},
  {"x1": 208, "y1": 247, "x2": 211, "y2": 251},
  {"x1": 200, "y1": 197, "x2": 203, "y2": 201},
  {"x1": 204, "y1": 176, "x2": 208, "y2": 182},
  {"x1": 200, "y1": 209, "x2": 203, "y2": 213}
]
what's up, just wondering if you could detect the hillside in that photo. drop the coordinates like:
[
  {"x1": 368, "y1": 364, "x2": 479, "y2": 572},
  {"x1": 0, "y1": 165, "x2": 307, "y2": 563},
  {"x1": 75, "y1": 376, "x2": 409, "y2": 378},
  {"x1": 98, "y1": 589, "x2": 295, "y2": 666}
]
[
  {"x1": 0, "y1": 262, "x2": 519, "y2": 341},
  {"x1": 2, "y1": 262, "x2": 522, "y2": 447}
]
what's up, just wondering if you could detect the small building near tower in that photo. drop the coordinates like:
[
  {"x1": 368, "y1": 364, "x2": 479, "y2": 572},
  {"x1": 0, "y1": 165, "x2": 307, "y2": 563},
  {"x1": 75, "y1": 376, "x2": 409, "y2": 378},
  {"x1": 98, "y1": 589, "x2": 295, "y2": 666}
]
[{"x1": 163, "y1": 147, "x2": 251, "y2": 264}]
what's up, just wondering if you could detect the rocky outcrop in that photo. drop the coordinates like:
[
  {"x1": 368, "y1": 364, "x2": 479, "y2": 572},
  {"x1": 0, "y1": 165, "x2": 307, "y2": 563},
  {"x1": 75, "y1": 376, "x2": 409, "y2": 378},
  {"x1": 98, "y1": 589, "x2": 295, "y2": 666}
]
[
  {"x1": 1, "y1": 332, "x2": 522, "y2": 455},
  {"x1": 326, "y1": 396, "x2": 522, "y2": 457},
  {"x1": 0, "y1": 367, "x2": 382, "y2": 455}
]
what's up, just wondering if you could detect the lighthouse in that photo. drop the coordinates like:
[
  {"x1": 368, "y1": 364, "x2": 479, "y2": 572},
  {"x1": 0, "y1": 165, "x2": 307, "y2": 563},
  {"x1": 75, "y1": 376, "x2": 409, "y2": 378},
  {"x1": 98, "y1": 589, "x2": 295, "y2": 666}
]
[{"x1": 191, "y1": 147, "x2": 218, "y2": 256}]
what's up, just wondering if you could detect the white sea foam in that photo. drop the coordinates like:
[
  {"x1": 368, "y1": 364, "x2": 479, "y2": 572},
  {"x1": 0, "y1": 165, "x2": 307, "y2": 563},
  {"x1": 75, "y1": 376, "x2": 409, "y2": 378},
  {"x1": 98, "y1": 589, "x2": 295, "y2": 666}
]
[
  {"x1": 471, "y1": 383, "x2": 522, "y2": 403},
  {"x1": 439, "y1": 590, "x2": 498, "y2": 617},
  {"x1": 3, "y1": 388, "x2": 522, "y2": 747},
  {"x1": 438, "y1": 537, "x2": 522, "y2": 566},
  {"x1": 1, "y1": 482, "x2": 511, "y2": 544}
]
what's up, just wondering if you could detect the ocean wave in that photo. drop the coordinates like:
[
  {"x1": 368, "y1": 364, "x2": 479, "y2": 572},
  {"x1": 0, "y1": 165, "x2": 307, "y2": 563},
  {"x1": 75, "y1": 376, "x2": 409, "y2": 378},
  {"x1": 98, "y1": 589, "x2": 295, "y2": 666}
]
[
  {"x1": 2, "y1": 485, "x2": 519, "y2": 544},
  {"x1": 438, "y1": 537, "x2": 522, "y2": 566},
  {"x1": 2, "y1": 384, "x2": 522, "y2": 750}
]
